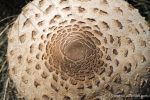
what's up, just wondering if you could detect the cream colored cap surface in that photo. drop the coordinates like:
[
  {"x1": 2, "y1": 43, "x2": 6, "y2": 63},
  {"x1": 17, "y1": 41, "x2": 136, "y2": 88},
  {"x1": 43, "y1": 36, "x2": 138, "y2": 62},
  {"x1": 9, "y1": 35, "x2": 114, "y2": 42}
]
[{"x1": 7, "y1": 0, "x2": 150, "y2": 99}]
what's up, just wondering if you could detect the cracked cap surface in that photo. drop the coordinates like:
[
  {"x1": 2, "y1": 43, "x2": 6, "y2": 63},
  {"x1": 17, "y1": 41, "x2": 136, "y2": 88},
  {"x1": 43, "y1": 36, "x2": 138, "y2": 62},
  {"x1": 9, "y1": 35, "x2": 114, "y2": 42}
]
[{"x1": 7, "y1": 0, "x2": 150, "y2": 99}]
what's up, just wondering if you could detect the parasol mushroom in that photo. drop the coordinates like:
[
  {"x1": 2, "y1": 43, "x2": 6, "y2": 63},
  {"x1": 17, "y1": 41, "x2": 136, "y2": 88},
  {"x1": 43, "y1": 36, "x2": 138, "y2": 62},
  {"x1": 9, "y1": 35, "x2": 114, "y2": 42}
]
[{"x1": 7, "y1": 0, "x2": 150, "y2": 99}]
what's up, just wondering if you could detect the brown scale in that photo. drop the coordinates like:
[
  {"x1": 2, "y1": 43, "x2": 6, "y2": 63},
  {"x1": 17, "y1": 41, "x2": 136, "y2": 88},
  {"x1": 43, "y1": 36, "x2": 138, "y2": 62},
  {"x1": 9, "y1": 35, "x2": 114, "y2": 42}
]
[
  {"x1": 17, "y1": 55, "x2": 23, "y2": 63},
  {"x1": 9, "y1": 50, "x2": 14, "y2": 56},
  {"x1": 65, "y1": 84, "x2": 69, "y2": 90},
  {"x1": 113, "y1": 49, "x2": 118, "y2": 55},
  {"x1": 91, "y1": 37, "x2": 101, "y2": 45},
  {"x1": 99, "y1": 10, "x2": 108, "y2": 15},
  {"x1": 42, "y1": 95, "x2": 50, "y2": 100},
  {"x1": 94, "y1": 25, "x2": 100, "y2": 30},
  {"x1": 104, "y1": 84, "x2": 112, "y2": 92},
  {"x1": 77, "y1": 82, "x2": 84, "y2": 89},
  {"x1": 78, "y1": 93, "x2": 86, "y2": 100},
  {"x1": 106, "y1": 66, "x2": 113, "y2": 76},
  {"x1": 48, "y1": 55, "x2": 53, "y2": 65},
  {"x1": 41, "y1": 34, "x2": 45, "y2": 40},
  {"x1": 106, "y1": 55, "x2": 111, "y2": 61},
  {"x1": 93, "y1": 30, "x2": 103, "y2": 36},
  {"x1": 59, "y1": 20, "x2": 68, "y2": 25},
  {"x1": 52, "y1": 73, "x2": 58, "y2": 82},
  {"x1": 69, "y1": 78, "x2": 78, "y2": 85},
  {"x1": 63, "y1": 96, "x2": 71, "y2": 100},
  {"x1": 49, "y1": 19, "x2": 56, "y2": 24},
  {"x1": 22, "y1": 75, "x2": 28, "y2": 84},
  {"x1": 44, "y1": 61, "x2": 54, "y2": 72},
  {"x1": 70, "y1": 19, "x2": 77, "y2": 23},
  {"x1": 114, "y1": 20, "x2": 123, "y2": 29},
  {"x1": 35, "y1": 64, "x2": 41, "y2": 70},
  {"x1": 85, "y1": 79, "x2": 92, "y2": 89},
  {"x1": 60, "y1": 72, "x2": 69, "y2": 81},
  {"x1": 41, "y1": 71, "x2": 49, "y2": 79},
  {"x1": 19, "y1": 34, "x2": 26, "y2": 43},
  {"x1": 37, "y1": 21, "x2": 44, "y2": 26},
  {"x1": 93, "y1": 8, "x2": 99, "y2": 13},
  {"x1": 78, "y1": 6, "x2": 86, "y2": 13},
  {"x1": 109, "y1": 35, "x2": 114, "y2": 44},
  {"x1": 49, "y1": 26, "x2": 56, "y2": 30},
  {"x1": 82, "y1": 26, "x2": 92, "y2": 30},
  {"x1": 51, "y1": 83, "x2": 59, "y2": 92},
  {"x1": 46, "y1": 33, "x2": 51, "y2": 39},
  {"x1": 62, "y1": 7, "x2": 71, "y2": 11},
  {"x1": 30, "y1": 44, "x2": 34, "y2": 53},
  {"x1": 101, "y1": 21, "x2": 110, "y2": 30},
  {"x1": 23, "y1": 18, "x2": 30, "y2": 27},
  {"x1": 100, "y1": 0, "x2": 108, "y2": 5},
  {"x1": 39, "y1": 0, "x2": 45, "y2": 7},
  {"x1": 86, "y1": 18, "x2": 96, "y2": 22},
  {"x1": 114, "y1": 7, "x2": 123, "y2": 15},
  {"x1": 93, "y1": 76, "x2": 100, "y2": 87},
  {"x1": 38, "y1": 43, "x2": 44, "y2": 51},
  {"x1": 112, "y1": 73, "x2": 121, "y2": 83},
  {"x1": 77, "y1": 21, "x2": 86, "y2": 24},
  {"x1": 42, "y1": 53, "x2": 48, "y2": 60},
  {"x1": 25, "y1": 67, "x2": 32, "y2": 75},
  {"x1": 59, "y1": 0, "x2": 68, "y2": 3},
  {"x1": 36, "y1": 53, "x2": 40, "y2": 59},
  {"x1": 84, "y1": 31, "x2": 94, "y2": 37},
  {"x1": 35, "y1": 13, "x2": 40, "y2": 18},
  {"x1": 115, "y1": 59, "x2": 119, "y2": 66},
  {"x1": 34, "y1": 80, "x2": 40, "y2": 88},
  {"x1": 54, "y1": 15, "x2": 61, "y2": 19}
]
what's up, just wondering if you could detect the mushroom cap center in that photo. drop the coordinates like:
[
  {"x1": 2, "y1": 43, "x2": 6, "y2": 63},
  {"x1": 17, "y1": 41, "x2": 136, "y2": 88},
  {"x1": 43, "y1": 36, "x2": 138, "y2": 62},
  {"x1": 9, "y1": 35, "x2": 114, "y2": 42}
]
[{"x1": 64, "y1": 41, "x2": 86, "y2": 61}]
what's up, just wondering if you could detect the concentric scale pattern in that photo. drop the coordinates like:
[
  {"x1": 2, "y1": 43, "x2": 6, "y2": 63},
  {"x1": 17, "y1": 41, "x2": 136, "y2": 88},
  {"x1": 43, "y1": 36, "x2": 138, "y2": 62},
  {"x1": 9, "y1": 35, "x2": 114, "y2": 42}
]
[{"x1": 7, "y1": 0, "x2": 150, "y2": 99}]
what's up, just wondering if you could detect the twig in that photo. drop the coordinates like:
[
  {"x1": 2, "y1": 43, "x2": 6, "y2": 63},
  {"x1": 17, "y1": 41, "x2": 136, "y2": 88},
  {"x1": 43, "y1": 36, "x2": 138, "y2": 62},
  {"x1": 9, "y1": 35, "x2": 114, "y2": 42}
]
[
  {"x1": 0, "y1": 22, "x2": 14, "y2": 48},
  {"x1": 0, "y1": 60, "x2": 7, "y2": 74},
  {"x1": 0, "y1": 20, "x2": 15, "y2": 37},
  {"x1": 3, "y1": 78, "x2": 9, "y2": 100},
  {"x1": 0, "y1": 15, "x2": 17, "y2": 23},
  {"x1": 0, "y1": 24, "x2": 9, "y2": 37},
  {"x1": 0, "y1": 36, "x2": 7, "y2": 49}
]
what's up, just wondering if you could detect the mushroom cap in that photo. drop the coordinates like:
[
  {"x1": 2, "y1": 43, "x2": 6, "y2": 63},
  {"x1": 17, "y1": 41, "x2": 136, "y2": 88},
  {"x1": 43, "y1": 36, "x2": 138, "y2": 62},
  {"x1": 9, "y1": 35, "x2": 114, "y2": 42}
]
[{"x1": 7, "y1": 0, "x2": 150, "y2": 99}]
